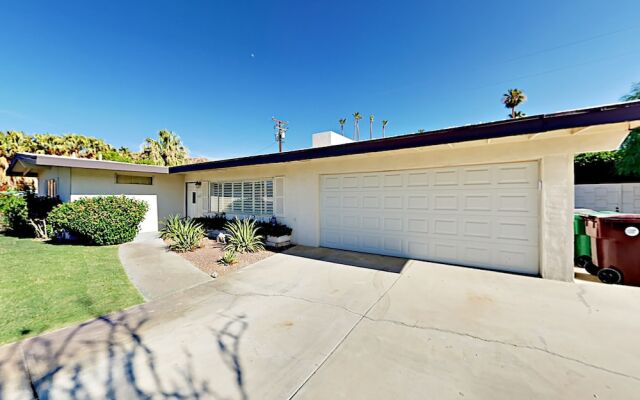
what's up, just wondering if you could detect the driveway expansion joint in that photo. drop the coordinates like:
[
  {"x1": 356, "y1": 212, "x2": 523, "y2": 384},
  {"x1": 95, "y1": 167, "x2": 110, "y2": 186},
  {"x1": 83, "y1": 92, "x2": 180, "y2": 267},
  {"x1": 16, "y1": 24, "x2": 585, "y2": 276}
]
[
  {"x1": 213, "y1": 287, "x2": 364, "y2": 317},
  {"x1": 362, "y1": 316, "x2": 640, "y2": 382},
  {"x1": 288, "y1": 273, "x2": 403, "y2": 399}
]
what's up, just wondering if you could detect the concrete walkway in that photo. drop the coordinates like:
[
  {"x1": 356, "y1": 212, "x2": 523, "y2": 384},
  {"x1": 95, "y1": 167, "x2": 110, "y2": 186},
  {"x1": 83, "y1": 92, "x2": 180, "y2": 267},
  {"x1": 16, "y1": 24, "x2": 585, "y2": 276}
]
[
  {"x1": 118, "y1": 232, "x2": 211, "y2": 300},
  {"x1": 2, "y1": 246, "x2": 640, "y2": 399}
]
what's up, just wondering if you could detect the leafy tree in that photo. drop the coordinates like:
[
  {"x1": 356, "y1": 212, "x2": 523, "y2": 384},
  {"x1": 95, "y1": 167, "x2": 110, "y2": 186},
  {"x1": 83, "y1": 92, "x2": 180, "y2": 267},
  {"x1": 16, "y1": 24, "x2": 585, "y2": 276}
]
[
  {"x1": 338, "y1": 118, "x2": 347, "y2": 135},
  {"x1": 616, "y1": 82, "x2": 640, "y2": 176},
  {"x1": 621, "y1": 82, "x2": 640, "y2": 101},
  {"x1": 502, "y1": 89, "x2": 527, "y2": 118},
  {"x1": 615, "y1": 132, "x2": 640, "y2": 176}
]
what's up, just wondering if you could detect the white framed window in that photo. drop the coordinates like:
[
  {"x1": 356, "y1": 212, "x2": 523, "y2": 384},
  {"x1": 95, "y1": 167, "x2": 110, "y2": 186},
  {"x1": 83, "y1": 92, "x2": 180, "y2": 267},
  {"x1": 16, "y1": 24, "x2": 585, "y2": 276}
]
[
  {"x1": 210, "y1": 178, "x2": 282, "y2": 216},
  {"x1": 46, "y1": 179, "x2": 57, "y2": 198}
]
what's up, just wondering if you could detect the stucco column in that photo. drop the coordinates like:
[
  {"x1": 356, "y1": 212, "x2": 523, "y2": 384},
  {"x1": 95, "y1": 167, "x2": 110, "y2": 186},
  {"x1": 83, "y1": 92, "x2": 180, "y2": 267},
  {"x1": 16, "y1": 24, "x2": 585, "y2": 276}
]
[{"x1": 539, "y1": 154, "x2": 575, "y2": 281}]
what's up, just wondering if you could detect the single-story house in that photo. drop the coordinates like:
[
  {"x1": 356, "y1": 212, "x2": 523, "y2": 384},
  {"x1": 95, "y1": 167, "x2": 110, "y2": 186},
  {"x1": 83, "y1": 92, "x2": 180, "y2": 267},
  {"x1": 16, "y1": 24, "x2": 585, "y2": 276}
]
[{"x1": 8, "y1": 101, "x2": 640, "y2": 282}]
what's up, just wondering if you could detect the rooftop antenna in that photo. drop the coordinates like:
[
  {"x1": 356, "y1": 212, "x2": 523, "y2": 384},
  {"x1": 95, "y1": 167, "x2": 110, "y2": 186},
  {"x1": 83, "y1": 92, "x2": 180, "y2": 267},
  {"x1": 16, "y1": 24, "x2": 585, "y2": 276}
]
[{"x1": 272, "y1": 117, "x2": 288, "y2": 153}]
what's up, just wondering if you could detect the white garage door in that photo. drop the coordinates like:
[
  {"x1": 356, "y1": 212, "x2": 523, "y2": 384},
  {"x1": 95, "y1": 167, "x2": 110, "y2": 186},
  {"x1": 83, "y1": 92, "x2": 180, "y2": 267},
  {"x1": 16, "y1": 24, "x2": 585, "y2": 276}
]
[{"x1": 320, "y1": 161, "x2": 539, "y2": 274}]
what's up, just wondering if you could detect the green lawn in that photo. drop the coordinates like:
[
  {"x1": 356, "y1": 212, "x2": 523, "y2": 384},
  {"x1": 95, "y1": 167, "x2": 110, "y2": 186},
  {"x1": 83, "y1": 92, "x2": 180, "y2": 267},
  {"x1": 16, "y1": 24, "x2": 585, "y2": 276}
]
[{"x1": 0, "y1": 235, "x2": 143, "y2": 344}]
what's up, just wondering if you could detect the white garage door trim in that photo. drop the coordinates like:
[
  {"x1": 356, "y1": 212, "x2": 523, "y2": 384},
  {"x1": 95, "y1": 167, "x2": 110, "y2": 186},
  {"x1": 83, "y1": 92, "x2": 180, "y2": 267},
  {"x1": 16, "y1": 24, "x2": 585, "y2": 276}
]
[{"x1": 319, "y1": 161, "x2": 540, "y2": 274}]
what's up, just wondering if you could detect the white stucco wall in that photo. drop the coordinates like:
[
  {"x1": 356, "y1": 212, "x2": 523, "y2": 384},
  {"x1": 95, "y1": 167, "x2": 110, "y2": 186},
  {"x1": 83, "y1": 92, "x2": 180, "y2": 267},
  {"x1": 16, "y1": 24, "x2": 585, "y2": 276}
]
[
  {"x1": 37, "y1": 166, "x2": 71, "y2": 201},
  {"x1": 182, "y1": 124, "x2": 630, "y2": 281}
]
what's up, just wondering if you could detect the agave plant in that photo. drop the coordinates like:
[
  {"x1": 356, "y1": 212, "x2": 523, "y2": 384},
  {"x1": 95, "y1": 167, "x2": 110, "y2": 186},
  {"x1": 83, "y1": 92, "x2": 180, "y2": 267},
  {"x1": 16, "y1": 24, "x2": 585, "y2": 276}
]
[
  {"x1": 218, "y1": 249, "x2": 237, "y2": 266},
  {"x1": 224, "y1": 218, "x2": 264, "y2": 253},
  {"x1": 169, "y1": 218, "x2": 205, "y2": 252},
  {"x1": 159, "y1": 214, "x2": 183, "y2": 240}
]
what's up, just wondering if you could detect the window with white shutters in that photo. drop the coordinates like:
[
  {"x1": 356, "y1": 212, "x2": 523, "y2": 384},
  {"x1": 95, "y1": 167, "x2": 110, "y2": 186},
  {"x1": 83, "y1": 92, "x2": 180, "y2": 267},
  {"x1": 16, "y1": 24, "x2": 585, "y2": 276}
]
[{"x1": 209, "y1": 178, "x2": 278, "y2": 216}]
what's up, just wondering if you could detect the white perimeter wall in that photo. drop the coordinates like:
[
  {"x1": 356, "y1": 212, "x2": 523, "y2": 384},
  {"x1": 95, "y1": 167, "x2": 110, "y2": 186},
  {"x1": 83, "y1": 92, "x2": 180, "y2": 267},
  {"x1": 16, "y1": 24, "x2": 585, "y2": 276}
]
[
  {"x1": 183, "y1": 124, "x2": 630, "y2": 282},
  {"x1": 575, "y1": 183, "x2": 640, "y2": 213}
]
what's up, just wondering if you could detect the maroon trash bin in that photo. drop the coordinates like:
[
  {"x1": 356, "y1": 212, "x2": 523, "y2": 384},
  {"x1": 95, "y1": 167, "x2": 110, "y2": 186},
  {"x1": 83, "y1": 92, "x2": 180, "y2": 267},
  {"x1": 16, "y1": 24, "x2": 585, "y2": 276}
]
[{"x1": 584, "y1": 214, "x2": 640, "y2": 286}]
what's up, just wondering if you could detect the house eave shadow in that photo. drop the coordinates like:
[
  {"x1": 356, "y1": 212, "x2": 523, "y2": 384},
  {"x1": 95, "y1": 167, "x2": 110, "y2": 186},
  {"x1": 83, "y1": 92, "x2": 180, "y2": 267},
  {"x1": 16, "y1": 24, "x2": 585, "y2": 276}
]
[{"x1": 283, "y1": 245, "x2": 409, "y2": 273}]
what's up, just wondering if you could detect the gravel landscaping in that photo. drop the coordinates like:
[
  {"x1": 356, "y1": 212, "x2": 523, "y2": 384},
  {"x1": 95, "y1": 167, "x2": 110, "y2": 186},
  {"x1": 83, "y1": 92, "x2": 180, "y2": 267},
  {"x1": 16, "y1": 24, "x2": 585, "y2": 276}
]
[{"x1": 177, "y1": 238, "x2": 278, "y2": 277}]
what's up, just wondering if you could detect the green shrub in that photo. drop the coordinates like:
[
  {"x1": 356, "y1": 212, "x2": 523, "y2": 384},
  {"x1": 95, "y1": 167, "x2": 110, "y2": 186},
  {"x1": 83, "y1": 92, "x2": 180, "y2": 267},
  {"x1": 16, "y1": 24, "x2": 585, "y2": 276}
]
[
  {"x1": 0, "y1": 191, "x2": 29, "y2": 234},
  {"x1": 168, "y1": 218, "x2": 205, "y2": 252},
  {"x1": 218, "y1": 249, "x2": 237, "y2": 266},
  {"x1": 159, "y1": 214, "x2": 183, "y2": 240},
  {"x1": 224, "y1": 218, "x2": 264, "y2": 253},
  {"x1": 256, "y1": 221, "x2": 292, "y2": 237},
  {"x1": 48, "y1": 196, "x2": 148, "y2": 245},
  {"x1": 193, "y1": 213, "x2": 227, "y2": 230}
]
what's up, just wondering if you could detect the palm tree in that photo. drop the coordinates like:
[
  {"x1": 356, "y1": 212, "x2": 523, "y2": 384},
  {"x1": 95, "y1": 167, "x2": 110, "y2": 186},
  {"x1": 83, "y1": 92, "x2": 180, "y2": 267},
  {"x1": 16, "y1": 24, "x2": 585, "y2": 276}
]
[
  {"x1": 141, "y1": 130, "x2": 188, "y2": 166},
  {"x1": 502, "y1": 89, "x2": 527, "y2": 119},
  {"x1": 352, "y1": 112, "x2": 362, "y2": 140},
  {"x1": 381, "y1": 120, "x2": 389, "y2": 138},
  {"x1": 622, "y1": 82, "x2": 640, "y2": 101},
  {"x1": 338, "y1": 118, "x2": 347, "y2": 135},
  {"x1": 369, "y1": 115, "x2": 374, "y2": 139}
]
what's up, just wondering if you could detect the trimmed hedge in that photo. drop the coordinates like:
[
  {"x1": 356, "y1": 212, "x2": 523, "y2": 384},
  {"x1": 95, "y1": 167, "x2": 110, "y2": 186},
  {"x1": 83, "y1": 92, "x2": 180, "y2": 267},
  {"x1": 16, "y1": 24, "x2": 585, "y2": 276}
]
[{"x1": 48, "y1": 196, "x2": 148, "y2": 245}]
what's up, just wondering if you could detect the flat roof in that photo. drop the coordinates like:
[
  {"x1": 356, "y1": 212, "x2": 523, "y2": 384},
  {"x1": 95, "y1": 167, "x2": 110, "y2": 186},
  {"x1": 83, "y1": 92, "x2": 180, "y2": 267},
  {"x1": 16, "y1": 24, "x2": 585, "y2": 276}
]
[
  {"x1": 7, "y1": 153, "x2": 169, "y2": 176},
  {"x1": 170, "y1": 100, "x2": 640, "y2": 173}
]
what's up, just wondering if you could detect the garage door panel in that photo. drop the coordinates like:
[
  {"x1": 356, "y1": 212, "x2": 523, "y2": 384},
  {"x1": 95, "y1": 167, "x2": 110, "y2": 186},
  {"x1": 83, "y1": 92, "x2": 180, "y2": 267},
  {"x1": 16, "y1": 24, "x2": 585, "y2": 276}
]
[
  {"x1": 407, "y1": 172, "x2": 429, "y2": 187},
  {"x1": 495, "y1": 163, "x2": 538, "y2": 186},
  {"x1": 462, "y1": 218, "x2": 492, "y2": 239},
  {"x1": 433, "y1": 168, "x2": 459, "y2": 186},
  {"x1": 433, "y1": 193, "x2": 459, "y2": 210},
  {"x1": 462, "y1": 167, "x2": 493, "y2": 186},
  {"x1": 320, "y1": 162, "x2": 539, "y2": 274},
  {"x1": 496, "y1": 190, "x2": 538, "y2": 215}
]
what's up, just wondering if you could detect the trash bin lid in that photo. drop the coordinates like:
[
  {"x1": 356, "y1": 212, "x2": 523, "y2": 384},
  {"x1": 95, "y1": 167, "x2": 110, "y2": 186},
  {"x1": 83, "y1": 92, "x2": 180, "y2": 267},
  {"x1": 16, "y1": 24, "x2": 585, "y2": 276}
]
[
  {"x1": 575, "y1": 209, "x2": 619, "y2": 218},
  {"x1": 597, "y1": 214, "x2": 640, "y2": 223}
]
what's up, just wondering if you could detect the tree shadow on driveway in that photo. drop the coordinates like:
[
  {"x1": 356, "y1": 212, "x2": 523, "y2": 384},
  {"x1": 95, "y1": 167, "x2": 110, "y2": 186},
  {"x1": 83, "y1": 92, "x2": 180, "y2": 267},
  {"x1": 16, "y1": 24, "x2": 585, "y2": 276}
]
[{"x1": 0, "y1": 310, "x2": 250, "y2": 399}]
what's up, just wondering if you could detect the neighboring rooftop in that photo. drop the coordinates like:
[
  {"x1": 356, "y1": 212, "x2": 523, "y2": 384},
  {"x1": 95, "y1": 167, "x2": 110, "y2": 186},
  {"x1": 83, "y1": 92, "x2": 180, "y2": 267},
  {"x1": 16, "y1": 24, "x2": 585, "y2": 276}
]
[{"x1": 7, "y1": 100, "x2": 640, "y2": 177}]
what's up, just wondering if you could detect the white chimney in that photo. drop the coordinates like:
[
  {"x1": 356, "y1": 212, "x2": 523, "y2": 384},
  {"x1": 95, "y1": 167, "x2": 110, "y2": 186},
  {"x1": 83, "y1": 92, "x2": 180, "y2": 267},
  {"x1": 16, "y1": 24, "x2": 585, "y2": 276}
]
[{"x1": 311, "y1": 131, "x2": 354, "y2": 148}]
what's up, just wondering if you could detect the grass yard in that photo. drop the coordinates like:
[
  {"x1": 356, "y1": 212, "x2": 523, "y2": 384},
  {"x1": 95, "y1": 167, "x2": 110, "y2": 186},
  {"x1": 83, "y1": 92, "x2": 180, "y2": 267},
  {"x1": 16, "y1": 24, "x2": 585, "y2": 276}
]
[{"x1": 0, "y1": 235, "x2": 143, "y2": 344}]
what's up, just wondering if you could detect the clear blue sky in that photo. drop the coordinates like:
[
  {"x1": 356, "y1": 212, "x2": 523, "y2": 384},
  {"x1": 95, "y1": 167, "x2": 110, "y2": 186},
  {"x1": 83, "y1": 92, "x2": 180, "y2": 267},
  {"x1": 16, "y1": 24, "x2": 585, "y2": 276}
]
[{"x1": 1, "y1": 1, "x2": 638, "y2": 159}]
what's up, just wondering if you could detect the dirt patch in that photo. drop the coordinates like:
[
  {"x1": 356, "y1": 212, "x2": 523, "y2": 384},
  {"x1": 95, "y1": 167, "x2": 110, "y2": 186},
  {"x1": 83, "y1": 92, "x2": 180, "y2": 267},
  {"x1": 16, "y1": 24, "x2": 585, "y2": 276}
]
[{"x1": 177, "y1": 238, "x2": 278, "y2": 277}]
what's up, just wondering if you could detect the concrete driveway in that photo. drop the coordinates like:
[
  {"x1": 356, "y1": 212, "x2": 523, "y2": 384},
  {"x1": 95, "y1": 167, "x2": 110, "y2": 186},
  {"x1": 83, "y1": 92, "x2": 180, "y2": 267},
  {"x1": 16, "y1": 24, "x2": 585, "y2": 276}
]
[{"x1": 2, "y1": 246, "x2": 640, "y2": 399}]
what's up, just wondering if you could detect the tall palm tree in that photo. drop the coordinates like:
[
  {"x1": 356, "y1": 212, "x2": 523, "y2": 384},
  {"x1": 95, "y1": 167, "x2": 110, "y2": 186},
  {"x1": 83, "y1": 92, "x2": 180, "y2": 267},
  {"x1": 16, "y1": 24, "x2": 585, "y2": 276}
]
[
  {"x1": 502, "y1": 89, "x2": 527, "y2": 119},
  {"x1": 381, "y1": 120, "x2": 389, "y2": 138},
  {"x1": 352, "y1": 112, "x2": 362, "y2": 140},
  {"x1": 338, "y1": 118, "x2": 347, "y2": 135},
  {"x1": 369, "y1": 115, "x2": 374, "y2": 139},
  {"x1": 142, "y1": 130, "x2": 188, "y2": 166}
]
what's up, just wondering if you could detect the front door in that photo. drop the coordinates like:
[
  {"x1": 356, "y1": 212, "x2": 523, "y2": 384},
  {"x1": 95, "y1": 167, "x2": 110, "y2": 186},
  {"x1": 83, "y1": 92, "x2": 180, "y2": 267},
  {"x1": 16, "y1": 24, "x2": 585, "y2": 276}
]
[{"x1": 186, "y1": 182, "x2": 202, "y2": 218}]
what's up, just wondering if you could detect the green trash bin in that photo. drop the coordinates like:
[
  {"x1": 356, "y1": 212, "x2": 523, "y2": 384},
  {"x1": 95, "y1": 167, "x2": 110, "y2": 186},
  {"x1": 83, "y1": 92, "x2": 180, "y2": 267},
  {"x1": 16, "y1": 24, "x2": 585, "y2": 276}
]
[
  {"x1": 574, "y1": 212, "x2": 592, "y2": 266},
  {"x1": 574, "y1": 209, "x2": 619, "y2": 275},
  {"x1": 574, "y1": 210, "x2": 594, "y2": 271}
]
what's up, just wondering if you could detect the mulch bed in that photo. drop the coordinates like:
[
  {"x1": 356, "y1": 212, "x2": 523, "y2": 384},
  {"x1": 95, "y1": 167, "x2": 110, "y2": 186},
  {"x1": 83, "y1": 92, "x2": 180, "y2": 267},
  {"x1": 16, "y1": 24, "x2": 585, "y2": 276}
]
[{"x1": 176, "y1": 238, "x2": 279, "y2": 277}]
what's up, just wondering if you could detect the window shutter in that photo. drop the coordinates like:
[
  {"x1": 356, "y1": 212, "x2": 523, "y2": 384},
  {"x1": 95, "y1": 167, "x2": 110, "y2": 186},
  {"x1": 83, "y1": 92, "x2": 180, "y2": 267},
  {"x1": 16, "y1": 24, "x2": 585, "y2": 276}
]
[{"x1": 274, "y1": 176, "x2": 285, "y2": 217}]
